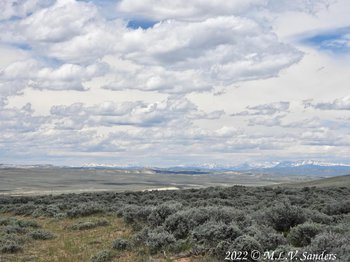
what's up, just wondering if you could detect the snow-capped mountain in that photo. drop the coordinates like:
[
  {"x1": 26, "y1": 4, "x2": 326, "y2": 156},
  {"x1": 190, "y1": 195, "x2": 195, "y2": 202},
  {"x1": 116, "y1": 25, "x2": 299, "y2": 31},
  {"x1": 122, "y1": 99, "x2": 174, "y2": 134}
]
[
  {"x1": 273, "y1": 160, "x2": 350, "y2": 168},
  {"x1": 1, "y1": 160, "x2": 350, "y2": 176},
  {"x1": 246, "y1": 160, "x2": 350, "y2": 176},
  {"x1": 165, "y1": 160, "x2": 350, "y2": 176}
]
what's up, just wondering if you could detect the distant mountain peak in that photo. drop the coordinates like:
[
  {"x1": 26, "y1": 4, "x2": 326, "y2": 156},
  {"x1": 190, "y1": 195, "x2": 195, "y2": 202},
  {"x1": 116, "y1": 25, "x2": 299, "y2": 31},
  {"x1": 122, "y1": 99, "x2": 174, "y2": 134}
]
[{"x1": 274, "y1": 160, "x2": 350, "y2": 168}]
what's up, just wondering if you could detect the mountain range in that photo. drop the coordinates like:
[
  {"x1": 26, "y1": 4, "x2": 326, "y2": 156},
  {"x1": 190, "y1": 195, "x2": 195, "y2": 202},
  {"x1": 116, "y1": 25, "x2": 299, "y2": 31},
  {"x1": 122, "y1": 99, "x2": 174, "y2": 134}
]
[{"x1": 1, "y1": 160, "x2": 350, "y2": 177}]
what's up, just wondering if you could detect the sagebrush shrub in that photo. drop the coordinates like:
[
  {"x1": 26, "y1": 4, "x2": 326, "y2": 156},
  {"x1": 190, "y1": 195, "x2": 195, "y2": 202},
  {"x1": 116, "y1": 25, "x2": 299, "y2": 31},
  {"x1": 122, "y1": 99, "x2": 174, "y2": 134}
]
[
  {"x1": 147, "y1": 202, "x2": 181, "y2": 227},
  {"x1": 0, "y1": 234, "x2": 24, "y2": 253},
  {"x1": 233, "y1": 235, "x2": 262, "y2": 253},
  {"x1": 248, "y1": 225, "x2": 287, "y2": 250},
  {"x1": 265, "y1": 201, "x2": 306, "y2": 232},
  {"x1": 309, "y1": 231, "x2": 350, "y2": 261},
  {"x1": 192, "y1": 220, "x2": 241, "y2": 245},
  {"x1": 112, "y1": 238, "x2": 131, "y2": 251},
  {"x1": 17, "y1": 219, "x2": 40, "y2": 228},
  {"x1": 323, "y1": 200, "x2": 350, "y2": 215},
  {"x1": 288, "y1": 222, "x2": 322, "y2": 247},
  {"x1": 305, "y1": 209, "x2": 333, "y2": 225},
  {"x1": 145, "y1": 227, "x2": 176, "y2": 253},
  {"x1": 90, "y1": 250, "x2": 115, "y2": 262},
  {"x1": 29, "y1": 229, "x2": 55, "y2": 240},
  {"x1": 4, "y1": 225, "x2": 27, "y2": 235},
  {"x1": 67, "y1": 202, "x2": 104, "y2": 218},
  {"x1": 120, "y1": 205, "x2": 154, "y2": 224},
  {"x1": 68, "y1": 219, "x2": 110, "y2": 230}
]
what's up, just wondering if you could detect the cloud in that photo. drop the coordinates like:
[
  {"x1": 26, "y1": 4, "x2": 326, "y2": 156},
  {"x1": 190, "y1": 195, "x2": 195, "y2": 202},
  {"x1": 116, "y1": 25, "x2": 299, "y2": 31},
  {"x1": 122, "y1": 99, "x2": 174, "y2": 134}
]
[
  {"x1": 0, "y1": 0, "x2": 123, "y2": 64},
  {"x1": 248, "y1": 115, "x2": 285, "y2": 127},
  {"x1": 102, "y1": 67, "x2": 212, "y2": 93},
  {"x1": 50, "y1": 96, "x2": 223, "y2": 128},
  {"x1": 299, "y1": 128, "x2": 349, "y2": 146},
  {"x1": 104, "y1": 16, "x2": 302, "y2": 93},
  {"x1": 0, "y1": 103, "x2": 46, "y2": 132},
  {"x1": 305, "y1": 96, "x2": 350, "y2": 110},
  {"x1": 0, "y1": 0, "x2": 54, "y2": 21},
  {"x1": 120, "y1": 17, "x2": 302, "y2": 75},
  {"x1": 232, "y1": 101, "x2": 290, "y2": 116},
  {"x1": 117, "y1": 0, "x2": 329, "y2": 21},
  {"x1": 0, "y1": 0, "x2": 304, "y2": 95},
  {"x1": 0, "y1": 59, "x2": 109, "y2": 96},
  {"x1": 1, "y1": 0, "x2": 349, "y2": 166}
]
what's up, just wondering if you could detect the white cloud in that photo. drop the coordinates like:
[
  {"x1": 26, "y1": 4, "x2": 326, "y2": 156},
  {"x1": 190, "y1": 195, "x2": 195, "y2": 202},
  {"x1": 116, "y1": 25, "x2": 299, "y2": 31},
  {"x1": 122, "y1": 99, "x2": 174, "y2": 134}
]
[
  {"x1": 0, "y1": 103, "x2": 45, "y2": 132},
  {"x1": 1, "y1": 0, "x2": 349, "y2": 166},
  {"x1": 0, "y1": 0, "x2": 54, "y2": 21},
  {"x1": 0, "y1": 1, "x2": 303, "y2": 95},
  {"x1": 104, "y1": 16, "x2": 302, "y2": 93},
  {"x1": 232, "y1": 101, "x2": 290, "y2": 116},
  {"x1": 0, "y1": 59, "x2": 109, "y2": 95},
  {"x1": 248, "y1": 115, "x2": 285, "y2": 127},
  {"x1": 310, "y1": 96, "x2": 350, "y2": 110},
  {"x1": 117, "y1": 0, "x2": 329, "y2": 21},
  {"x1": 50, "y1": 96, "x2": 223, "y2": 128}
]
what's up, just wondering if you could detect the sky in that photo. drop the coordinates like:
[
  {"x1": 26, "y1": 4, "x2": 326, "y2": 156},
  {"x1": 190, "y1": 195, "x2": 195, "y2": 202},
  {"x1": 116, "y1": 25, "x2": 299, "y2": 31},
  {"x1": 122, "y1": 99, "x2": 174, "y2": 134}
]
[{"x1": 0, "y1": 0, "x2": 350, "y2": 167}]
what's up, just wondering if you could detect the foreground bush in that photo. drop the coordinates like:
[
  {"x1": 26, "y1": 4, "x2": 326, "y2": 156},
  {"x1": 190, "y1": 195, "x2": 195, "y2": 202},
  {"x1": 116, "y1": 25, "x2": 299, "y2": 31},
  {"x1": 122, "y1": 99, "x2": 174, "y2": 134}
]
[
  {"x1": 112, "y1": 238, "x2": 131, "y2": 251},
  {"x1": 67, "y1": 202, "x2": 104, "y2": 218},
  {"x1": 145, "y1": 227, "x2": 176, "y2": 254},
  {"x1": 265, "y1": 201, "x2": 306, "y2": 232},
  {"x1": 288, "y1": 222, "x2": 322, "y2": 247},
  {"x1": 68, "y1": 219, "x2": 110, "y2": 231},
  {"x1": 0, "y1": 183, "x2": 349, "y2": 260},
  {"x1": 309, "y1": 231, "x2": 350, "y2": 261},
  {"x1": 90, "y1": 250, "x2": 115, "y2": 262},
  {"x1": 29, "y1": 229, "x2": 55, "y2": 240},
  {"x1": 192, "y1": 221, "x2": 241, "y2": 245},
  {"x1": 0, "y1": 234, "x2": 24, "y2": 253}
]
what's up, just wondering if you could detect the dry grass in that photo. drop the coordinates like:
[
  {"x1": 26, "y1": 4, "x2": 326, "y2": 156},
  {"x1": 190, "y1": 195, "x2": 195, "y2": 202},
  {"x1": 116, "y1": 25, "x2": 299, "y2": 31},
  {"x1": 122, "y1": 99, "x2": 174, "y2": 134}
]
[
  {"x1": 1, "y1": 214, "x2": 131, "y2": 262},
  {"x1": 0, "y1": 214, "x2": 207, "y2": 262}
]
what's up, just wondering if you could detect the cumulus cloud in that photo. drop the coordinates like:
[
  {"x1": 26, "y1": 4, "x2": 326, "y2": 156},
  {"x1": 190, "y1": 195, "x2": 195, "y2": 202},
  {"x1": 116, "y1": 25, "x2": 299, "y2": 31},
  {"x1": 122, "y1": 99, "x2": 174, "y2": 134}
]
[
  {"x1": 0, "y1": 103, "x2": 46, "y2": 132},
  {"x1": 0, "y1": 0, "x2": 123, "y2": 64},
  {"x1": 1, "y1": 0, "x2": 347, "y2": 165},
  {"x1": 0, "y1": 0, "x2": 54, "y2": 21},
  {"x1": 103, "y1": 66, "x2": 212, "y2": 93},
  {"x1": 0, "y1": 0, "x2": 304, "y2": 95},
  {"x1": 103, "y1": 16, "x2": 302, "y2": 93},
  {"x1": 232, "y1": 101, "x2": 290, "y2": 116},
  {"x1": 50, "y1": 96, "x2": 223, "y2": 128},
  {"x1": 117, "y1": 0, "x2": 329, "y2": 21},
  {"x1": 0, "y1": 59, "x2": 109, "y2": 94},
  {"x1": 307, "y1": 96, "x2": 350, "y2": 110},
  {"x1": 299, "y1": 128, "x2": 349, "y2": 146},
  {"x1": 119, "y1": 17, "x2": 302, "y2": 80},
  {"x1": 248, "y1": 115, "x2": 285, "y2": 127}
]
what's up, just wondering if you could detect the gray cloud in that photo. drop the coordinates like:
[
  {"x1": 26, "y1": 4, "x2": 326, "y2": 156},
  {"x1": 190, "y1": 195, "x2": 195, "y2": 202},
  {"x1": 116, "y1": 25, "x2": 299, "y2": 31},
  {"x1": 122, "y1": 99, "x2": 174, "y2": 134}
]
[
  {"x1": 0, "y1": 0, "x2": 54, "y2": 21},
  {"x1": 50, "y1": 96, "x2": 223, "y2": 128},
  {"x1": 0, "y1": 103, "x2": 46, "y2": 132},
  {"x1": 248, "y1": 115, "x2": 285, "y2": 127},
  {"x1": 117, "y1": 0, "x2": 329, "y2": 21},
  {"x1": 1, "y1": 0, "x2": 348, "y2": 166},
  {"x1": 232, "y1": 101, "x2": 290, "y2": 116},
  {"x1": 0, "y1": 0, "x2": 304, "y2": 95},
  {"x1": 306, "y1": 96, "x2": 350, "y2": 110}
]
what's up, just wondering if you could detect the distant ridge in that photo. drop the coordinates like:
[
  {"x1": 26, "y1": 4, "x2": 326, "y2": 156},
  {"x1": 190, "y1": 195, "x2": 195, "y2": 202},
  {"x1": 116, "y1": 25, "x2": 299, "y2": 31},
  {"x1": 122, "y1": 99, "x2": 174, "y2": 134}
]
[
  {"x1": 276, "y1": 174, "x2": 350, "y2": 188},
  {"x1": 2, "y1": 160, "x2": 350, "y2": 177}
]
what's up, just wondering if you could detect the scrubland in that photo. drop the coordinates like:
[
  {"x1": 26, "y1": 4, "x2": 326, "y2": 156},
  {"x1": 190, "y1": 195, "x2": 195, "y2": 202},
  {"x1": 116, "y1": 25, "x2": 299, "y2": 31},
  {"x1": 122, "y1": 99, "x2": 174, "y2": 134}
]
[{"x1": 0, "y1": 176, "x2": 349, "y2": 261}]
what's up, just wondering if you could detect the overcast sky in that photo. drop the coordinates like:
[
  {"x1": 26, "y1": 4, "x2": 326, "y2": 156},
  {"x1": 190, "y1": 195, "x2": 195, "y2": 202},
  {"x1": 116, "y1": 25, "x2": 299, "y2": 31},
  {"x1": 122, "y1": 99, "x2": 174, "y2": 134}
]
[{"x1": 0, "y1": 0, "x2": 350, "y2": 167}]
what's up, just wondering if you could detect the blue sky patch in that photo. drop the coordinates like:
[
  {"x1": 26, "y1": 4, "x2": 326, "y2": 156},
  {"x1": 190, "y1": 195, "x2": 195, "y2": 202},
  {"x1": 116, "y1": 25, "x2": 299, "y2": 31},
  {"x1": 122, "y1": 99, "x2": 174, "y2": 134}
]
[
  {"x1": 12, "y1": 43, "x2": 32, "y2": 50},
  {"x1": 127, "y1": 19, "x2": 158, "y2": 30},
  {"x1": 302, "y1": 27, "x2": 350, "y2": 54}
]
